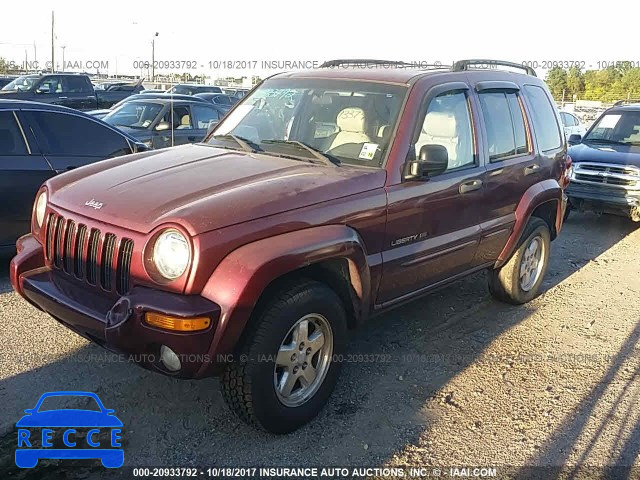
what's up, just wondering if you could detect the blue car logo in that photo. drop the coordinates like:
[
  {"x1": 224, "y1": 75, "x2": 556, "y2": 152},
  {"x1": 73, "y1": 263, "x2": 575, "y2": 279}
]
[{"x1": 15, "y1": 391, "x2": 124, "y2": 468}]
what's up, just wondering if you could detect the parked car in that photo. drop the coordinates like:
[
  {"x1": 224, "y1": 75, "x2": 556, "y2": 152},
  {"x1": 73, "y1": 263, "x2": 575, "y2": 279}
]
[
  {"x1": 194, "y1": 93, "x2": 238, "y2": 112},
  {"x1": 10, "y1": 59, "x2": 569, "y2": 433},
  {"x1": 87, "y1": 93, "x2": 210, "y2": 119},
  {"x1": 166, "y1": 84, "x2": 222, "y2": 95},
  {"x1": 566, "y1": 103, "x2": 640, "y2": 221},
  {"x1": 0, "y1": 100, "x2": 148, "y2": 253},
  {"x1": 0, "y1": 74, "x2": 142, "y2": 110},
  {"x1": 560, "y1": 111, "x2": 587, "y2": 138},
  {"x1": 0, "y1": 76, "x2": 17, "y2": 89},
  {"x1": 95, "y1": 81, "x2": 145, "y2": 94},
  {"x1": 101, "y1": 98, "x2": 221, "y2": 148},
  {"x1": 224, "y1": 88, "x2": 250, "y2": 99}
]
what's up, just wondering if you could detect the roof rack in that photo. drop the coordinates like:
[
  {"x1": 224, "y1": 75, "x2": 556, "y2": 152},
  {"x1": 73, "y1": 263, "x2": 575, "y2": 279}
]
[
  {"x1": 319, "y1": 59, "x2": 447, "y2": 70},
  {"x1": 453, "y1": 59, "x2": 537, "y2": 77},
  {"x1": 612, "y1": 100, "x2": 640, "y2": 107}
]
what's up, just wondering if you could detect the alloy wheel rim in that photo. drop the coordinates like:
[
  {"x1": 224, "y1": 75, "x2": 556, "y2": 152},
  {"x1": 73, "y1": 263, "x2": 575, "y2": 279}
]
[
  {"x1": 519, "y1": 235, "x2": 545, "y2": 292},
  {"x1": 273, "y1": 313, "x2": 333, "y2": 407}
]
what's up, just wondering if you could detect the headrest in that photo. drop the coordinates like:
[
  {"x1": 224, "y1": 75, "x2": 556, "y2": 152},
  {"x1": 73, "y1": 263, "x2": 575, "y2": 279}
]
[
  {"x1": 422, "y1": 111, "x2": 457, "y2": 138},
  {"x1": 0, "y1": 130, "x2": 15, "y2": 153},
  {"x1": 337, "y1": 107, "x2": 366, "y2": 133},
  {"x1": 181, "y1": 115, "x2": 190, "y2": 125}
]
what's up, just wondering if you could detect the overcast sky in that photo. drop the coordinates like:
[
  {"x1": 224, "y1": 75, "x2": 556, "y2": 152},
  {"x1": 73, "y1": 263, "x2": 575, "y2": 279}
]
[{"x1": 1, "y1": 0, "x2": 639, "y2": 78}]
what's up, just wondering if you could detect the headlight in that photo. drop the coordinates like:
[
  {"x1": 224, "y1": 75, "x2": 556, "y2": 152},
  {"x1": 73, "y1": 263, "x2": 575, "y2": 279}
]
[
  {"x1": 34, "y1": 191, "x2": 47, "y2": 228},
  {"x1": 153, "y1": 229, "x2": 190, "y2": 280}
]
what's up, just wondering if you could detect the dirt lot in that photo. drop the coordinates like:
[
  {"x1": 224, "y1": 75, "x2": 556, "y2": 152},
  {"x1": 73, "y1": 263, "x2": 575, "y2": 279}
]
[{"x1": 1, "y1": 211, "x2": 639, "y2": 479}]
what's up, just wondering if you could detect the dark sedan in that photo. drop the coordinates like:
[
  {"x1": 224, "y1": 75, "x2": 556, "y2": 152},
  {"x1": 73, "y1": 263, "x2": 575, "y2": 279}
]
[
  {"x1": 102, "y1": 98, "x2": 221, "y2": 149},
  {"x1": 193, "y1": 93, "x2": 238, "y2": 113},
  {"x1": 0, "y1": 100, "x2": 147, "y2": 253}
]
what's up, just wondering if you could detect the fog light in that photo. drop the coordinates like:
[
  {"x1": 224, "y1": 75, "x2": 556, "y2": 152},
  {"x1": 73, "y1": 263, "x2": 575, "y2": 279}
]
[{"x1": 160, "y1": 345, "x2": 181, "y2": 372}]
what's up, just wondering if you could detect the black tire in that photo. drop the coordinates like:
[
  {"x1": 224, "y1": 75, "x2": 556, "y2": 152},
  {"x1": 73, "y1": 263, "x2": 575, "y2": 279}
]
[
  {"x1": 488, "y1": 217, "x2": 551, "y2": 305},
  {"x1": 221, "y1": 279, "x2": 348, "y2": 434}
]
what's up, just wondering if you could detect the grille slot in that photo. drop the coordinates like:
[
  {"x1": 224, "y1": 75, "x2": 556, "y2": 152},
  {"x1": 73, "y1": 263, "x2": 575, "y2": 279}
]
[
  {"x1": 44, "y1": 213, "x2": 134, "y2": 294},
  {"x1": 100, "y1": 234, "x2": 117, "y2": 290},
  {"x1": 116, "y1": 239, "x2": 134, "y2": 295}
]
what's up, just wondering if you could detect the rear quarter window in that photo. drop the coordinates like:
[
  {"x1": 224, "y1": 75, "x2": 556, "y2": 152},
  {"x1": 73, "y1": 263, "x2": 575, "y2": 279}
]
[{"x1": 523, "y1": 85, "x2": 563, "y2": 152}]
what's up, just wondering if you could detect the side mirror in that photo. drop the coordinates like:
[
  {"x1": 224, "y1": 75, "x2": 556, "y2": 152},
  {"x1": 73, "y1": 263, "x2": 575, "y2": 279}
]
[
  {"x1": 407, "y1": 144, "x2": 449, "y2": 179},
  {"x1": 155, "y1": 121, "x2": 170, "y2": 131},
  {"x1": 568, "y1": 134, "x2": 582, "y2": 146}
]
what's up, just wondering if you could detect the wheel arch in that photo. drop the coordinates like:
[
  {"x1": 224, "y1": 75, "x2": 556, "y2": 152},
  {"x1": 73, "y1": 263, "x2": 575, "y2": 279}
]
[
  {"x1": 197, "y1": 225, "x2": 371, "y2": 376},
  {"x1": 495, "y1": 179, "x2": 563, "y2": 268}
]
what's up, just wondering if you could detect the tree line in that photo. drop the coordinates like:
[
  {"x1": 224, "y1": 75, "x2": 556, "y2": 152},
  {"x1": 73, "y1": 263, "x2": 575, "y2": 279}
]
[{"x1": 546, "y1": 64, "x2": 640, "y2": 103}]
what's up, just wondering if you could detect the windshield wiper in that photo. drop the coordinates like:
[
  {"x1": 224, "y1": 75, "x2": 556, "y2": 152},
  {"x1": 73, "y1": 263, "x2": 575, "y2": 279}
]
[
  {"x1": 211, "y1": 134, "x2": 261, "y2": 153},
  {"x1": 261, "y1": 140, "x2": 340, "y2": 166}
]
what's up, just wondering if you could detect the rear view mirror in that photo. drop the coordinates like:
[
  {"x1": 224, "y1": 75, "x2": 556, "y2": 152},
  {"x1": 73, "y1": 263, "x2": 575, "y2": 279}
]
[
  {"x1": 155, "y1": 121, "x2": 170, "y2": 131},
  {"x1": 568, "y1": 134, "x2": 582, "y2": 146},
  {"x1": 407, "y1": 144, "x2": 449, "y2": 180}
]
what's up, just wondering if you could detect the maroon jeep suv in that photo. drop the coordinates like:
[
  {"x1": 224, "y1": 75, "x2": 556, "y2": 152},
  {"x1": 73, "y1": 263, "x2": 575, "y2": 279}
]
[{"x1": 11, "y1": 59, "x2": 569, "y2": 433}]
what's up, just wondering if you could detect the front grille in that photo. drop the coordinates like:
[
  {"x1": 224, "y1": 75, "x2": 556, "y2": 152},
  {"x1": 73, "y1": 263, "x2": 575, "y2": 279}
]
[
  {"x1": 575, "y1": 173, "x2": 636, "y2": 186},
  {"x1": 573, "y1": 162, "x2": 640, "y2": 189},
  {"x1": 44, "y1": 213, "x2": 134, "y2": 294}
]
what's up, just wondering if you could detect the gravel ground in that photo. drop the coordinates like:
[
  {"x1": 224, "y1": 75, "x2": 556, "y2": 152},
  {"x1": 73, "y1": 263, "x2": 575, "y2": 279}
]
[{"x1": 0, "y1": 211, "x2": 639, "y2": 479}]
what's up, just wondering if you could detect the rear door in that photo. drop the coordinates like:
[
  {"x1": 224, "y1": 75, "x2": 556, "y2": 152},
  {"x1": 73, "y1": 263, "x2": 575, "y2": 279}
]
[
  {"x1": 471, "y1": 82, "x2": 564, "y2": 265},
  {"x1": 0, "y1": 110, "x2": 54, "y2": 247},
  {"x1": 61, "y1": 75, "x2": 97, "y2": 110},
  {"x1": 22, "y1": 110, "x2": 133, "y2": 171}
]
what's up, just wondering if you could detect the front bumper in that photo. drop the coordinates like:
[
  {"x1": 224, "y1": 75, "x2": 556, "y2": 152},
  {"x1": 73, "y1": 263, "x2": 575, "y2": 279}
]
[
  {"x1": 566, "y1": 181, "x2": 640, "y2": 219},
  {"x1": 11, "y1": 234, "x2": 222, "y2": 379}
]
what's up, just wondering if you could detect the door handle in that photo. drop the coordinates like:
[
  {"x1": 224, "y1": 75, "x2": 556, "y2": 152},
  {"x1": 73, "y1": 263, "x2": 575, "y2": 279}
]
[
  {"x1": 524, "y1": 164, "x2": 540, "y2": 175},
  {"x1": 459, "y1": 179, "x2": 483, "y2": 194},
  {"x1": 58, "y1": 96, "x2": 68, "y2": 99}
]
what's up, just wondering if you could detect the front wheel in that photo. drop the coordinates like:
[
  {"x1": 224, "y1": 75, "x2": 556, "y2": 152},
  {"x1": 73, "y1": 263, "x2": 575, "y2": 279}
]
[
  {"x1": 221, "y1": 280, "x2": 348, "y2": 433},
  {"x1": 488, "y1": 217, "x2": 551, "y2": 305}
]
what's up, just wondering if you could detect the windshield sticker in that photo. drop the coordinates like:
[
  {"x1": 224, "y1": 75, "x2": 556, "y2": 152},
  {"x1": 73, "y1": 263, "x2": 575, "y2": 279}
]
[
  {"x1": 359, "y1": 143, "x2": 379, "y2": 160},
  {"x1": 599, "y1": 115, "x2": 621, "y2": 129}
]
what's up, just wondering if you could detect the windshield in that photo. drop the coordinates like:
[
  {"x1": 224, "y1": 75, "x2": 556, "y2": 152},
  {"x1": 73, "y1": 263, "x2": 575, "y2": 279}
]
[
  {"x1": 103, "y1": 101, "x2": 163, "y2": 129},
  {"x1": 2, "y1": 75, "x2": 39, "y2": 91},
  {"x1": 584, "y1": 111, "x2": 640, "y2": 146},
  {"x1": 206, "y1": 78, "x2": 407, "y2": 167}
]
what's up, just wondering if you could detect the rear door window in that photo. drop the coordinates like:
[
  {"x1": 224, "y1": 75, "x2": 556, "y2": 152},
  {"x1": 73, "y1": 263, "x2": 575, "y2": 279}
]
[
  {"x1": 0, "y1": 111, "x2": 29, "y2": 155},
  {"x1": 192, "y1": 105, "x2": 220, "y2": 129},
  {"x1": 28, "y1": 111, "x2": 131, "y2": 157},
  {"x1": 523, "y1": 85, "x2": 563, "y2": 152},
  {"x1": 478, "y1": 91, "x2": 529, "y2": 161}
]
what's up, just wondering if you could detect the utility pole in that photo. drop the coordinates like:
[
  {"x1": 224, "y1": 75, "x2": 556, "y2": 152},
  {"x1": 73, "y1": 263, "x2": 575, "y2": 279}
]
[
  {"x1": 61, "y1": 46, "x2": 66, "y2": 71},
  {"x1": 151, "y1": 32, "x2": 159, "y2": 83},
  {"x1": 51, "y1": 11, "x2": 55, "y2": 73},
  {"x1": 33, "y1": 41, "x2": 37, "y2": 70}
]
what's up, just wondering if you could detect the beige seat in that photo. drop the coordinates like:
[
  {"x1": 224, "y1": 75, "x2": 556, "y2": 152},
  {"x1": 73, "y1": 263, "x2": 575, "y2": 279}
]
[
  {"x1": 176, "y1": 114, "x2": 191, "y2": 129},
  {"x1": 416, "y1": 111, "x2": 458, "y2": 166},
  {"x1": 329, "y1": 107, "x2": 370, "y2": 149}
]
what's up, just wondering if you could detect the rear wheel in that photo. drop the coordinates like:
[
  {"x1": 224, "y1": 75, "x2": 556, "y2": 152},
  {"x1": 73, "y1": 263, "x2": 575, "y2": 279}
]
[
  {"x1": 488, "y1": 217, "x2": 551, "y2": 305},
  {"x1": 221, "y1": 280, "x2": 347, "y2": 433}
]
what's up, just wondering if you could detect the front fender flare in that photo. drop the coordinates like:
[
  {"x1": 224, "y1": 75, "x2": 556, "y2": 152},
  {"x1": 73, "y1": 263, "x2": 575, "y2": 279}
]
[{"x1": 197, "y1": 225, "x2": 370, "y2": 376}]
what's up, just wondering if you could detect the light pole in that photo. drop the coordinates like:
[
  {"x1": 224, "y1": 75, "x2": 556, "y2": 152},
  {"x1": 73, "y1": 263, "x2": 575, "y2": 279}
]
[
  {"x1": 151, "y1": 32, "x2": 159, "y2": 83},
  {"x1": 61, "y1": 46, "x2": 66, "y2": 71}
]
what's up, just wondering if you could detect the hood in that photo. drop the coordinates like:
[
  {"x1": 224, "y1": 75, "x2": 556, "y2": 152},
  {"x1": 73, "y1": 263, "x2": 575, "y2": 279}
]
[
  {"x1": 569, "y1": 141, "x2": 640, "y2": 167},
  {"x1": 49, "y1": 144, "x2": 386, "y2": 235}
]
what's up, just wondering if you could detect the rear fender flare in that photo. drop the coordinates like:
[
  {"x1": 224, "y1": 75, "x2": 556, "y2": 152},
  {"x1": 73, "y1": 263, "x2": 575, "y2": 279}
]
[
  {"x1": 495, "y1": 179, "x2": 563, "y2": 268},
  {"x1": 197, "y1": 225, "x2": 370, "y2": 375}
]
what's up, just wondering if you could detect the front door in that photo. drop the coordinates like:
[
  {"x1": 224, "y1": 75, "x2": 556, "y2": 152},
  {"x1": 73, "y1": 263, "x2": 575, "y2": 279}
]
[{"x1": 377, "y1": 86, "x2": 485, "y2": 305}]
